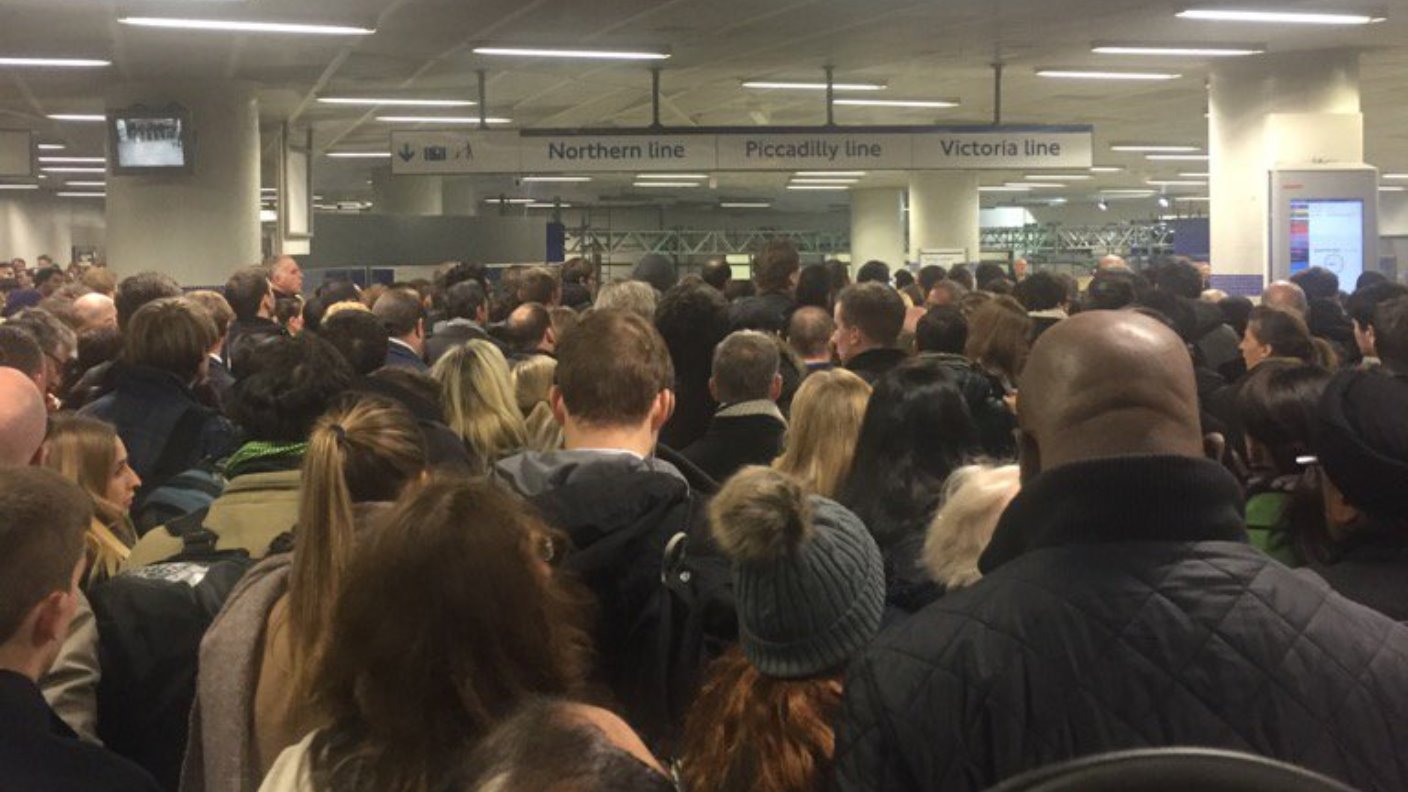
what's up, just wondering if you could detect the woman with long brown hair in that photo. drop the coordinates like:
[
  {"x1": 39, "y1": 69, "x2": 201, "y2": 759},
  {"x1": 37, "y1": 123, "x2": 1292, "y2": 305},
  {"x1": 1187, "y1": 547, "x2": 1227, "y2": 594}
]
[
  {"x1": 964, "y1": 295, "x2": 1032, "y2": 393},
  {"x1": 772, "y1": 368, "x2": 871, "y2": 499},
  {"x1": 41, "y1": 414, "x2": 142, "y2": 588},
  {"x1": 680, "y1": 466, "x2": 884, "y2": 792},
  {"x1": 184, "y1": 395, "x2": 429, "y2": 789},
  {"x1": 258, "y1": 477, "x2": 592, "y2": 792}
]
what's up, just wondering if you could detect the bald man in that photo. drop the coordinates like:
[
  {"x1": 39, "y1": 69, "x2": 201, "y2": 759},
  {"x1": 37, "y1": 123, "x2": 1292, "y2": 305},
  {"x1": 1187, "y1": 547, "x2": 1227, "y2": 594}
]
[
  {"x1": 1261, "y1": 279, "x2": 1308, "y2": 316},
  {"x1": 71, "y1": 292, "x2": 117, "y2": 333},
  {"x1": 0, "y1": 368, "x2": 47, "y2": 467},
  {"x1": 1096, "y1": 253, "x2": 1128, "y2": 272},
  {"x1": 835, "y1": 311, "x2": 1408, "y2": 792}
]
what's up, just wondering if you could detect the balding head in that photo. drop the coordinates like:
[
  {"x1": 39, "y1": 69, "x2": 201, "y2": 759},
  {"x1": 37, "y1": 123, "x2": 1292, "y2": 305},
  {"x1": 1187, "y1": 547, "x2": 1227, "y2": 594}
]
[
  {"x1": 1097, "y1": 255, "x2": 1128, "y2": 272},
  {"x1": 71, "y1": 292, "x2": 117, "y2": 333},
  {"x1": 1016, "y1": 311, "x2": 1203, "y2": 480},
  {"x1": 1261, "y1": 281, "x2": 1308, "y2": 317},
  {"x1": 0, "y1": 369, "x2": 47, "y2": 467}
]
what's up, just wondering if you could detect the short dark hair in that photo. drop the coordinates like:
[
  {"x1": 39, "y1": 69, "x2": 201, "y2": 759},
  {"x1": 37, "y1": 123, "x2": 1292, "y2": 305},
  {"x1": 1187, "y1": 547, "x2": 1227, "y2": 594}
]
[
  {"x1": 701, "y1": 259, "x2": 732, "y2": 291},
  {"x1": 186, "y1": 290, "x2": 235, "y2": 338},
  {"x1": 947, "y1": 264, "x2": 975, "y2": 291},
  {"x1": 1151, "y1": 260, "x2": 1204, "y2": 300},
  {"x1": 1086, "y1": 271, "x2": 1139, "y2": 311},
  {"x1": 228, "y1": 333, "x2": 354, "y2": 442},
  {"x1": 915, "y1": 305, "x2": 968, "y2": 355},
  {"x1": 508, "y1": 302, "x2": 552, "y2": 352},
  {"x1": 837, "y1": 282, "x2": 905, "y2": 347},
  {"x1": 856, "y1": 260, "x2": 891, "y2": 285},
  {"x1": 8, "y1": 308, "x2": 75, "y2": 359},
  {"x1": 556, "y1": 310, "x2": 674, "y2": 426},
  {"x1": 1291, "y1": 266, "x2": 1340, "y2": 301},
  {"x1": 0, "y1": 467, "x2": 91, "y2": 642},
  {"x1": 33, "y1": 267, "x2": 64, "y2": 289},
  {"x1": 1375, "y1": 295, "x2": 1408, "y2": 373},
  {"x1": 225, "y1": 265, "x2": 272, "y2": 322},
  {"x1": 1347, "y1": 282, "x2": 1408, "y2": 328},
  {"x1": 1249, "y1": 306, "x2": 1315, "y2": 363},
  {"x1": 786, "y1": 306, "x2": 834, "y2": 359},
  {"x1": 755, "y1": 240, "x2": 801, "y2": 292},
  {"x1": 0, "y1": 325, "x2": 44, "y2": 380},
  {"x1": 1014, "y1": 271, "x2": 1067, "y2": 312},
  {"x1": 712, "y1": 331, "x2": 780, "y2": 403},
  {"x1": 274, "y1": 295, "x2": 304, "y2": 327},
  {"x1": 561, "y1": 258, "x2": 596, "y2": 287},
  {"x1": 1236, "y1": 360, "x2": 1332, "y2": 475},
  {"x1": 320, "y1": 310, "x2": 390, "y2": 376},
  {"x1": 436, "y1": 261, "x2": 489, "y2": 294},
  {"x1": 444, "y1": 281, "x2": 487, "y2": 322},
  {"x1": 975, "y1": 263, "x2": 1007, "y2": 290},
  {"x1": 894, "y1": 269, "x2": 915, "y2": 290},
  {"x1": 1356, "y1": 271, "x2": 1389, "y2": 291},
  {"x1": 115, "y1": 271, "x2": 181, "y2": 330},
  {"x1": 373, "y1": 288, "x2": 425, "y2": 337},
  {"x1": 517, "y1": 267, "x2": 560, "y2": 305},
  {"x1": 918, "y1": 265, "x2": 947, "y2": 295},
  {"x1": 123, "y1": 298, "x2": 216, "y2": 380}
]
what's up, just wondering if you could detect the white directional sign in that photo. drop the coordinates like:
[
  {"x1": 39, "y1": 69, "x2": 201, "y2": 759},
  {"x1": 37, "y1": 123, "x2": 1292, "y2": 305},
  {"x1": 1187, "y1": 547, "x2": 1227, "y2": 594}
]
[{"x1": 391, "y1": 126, "x2": 1093, "y2": 175}]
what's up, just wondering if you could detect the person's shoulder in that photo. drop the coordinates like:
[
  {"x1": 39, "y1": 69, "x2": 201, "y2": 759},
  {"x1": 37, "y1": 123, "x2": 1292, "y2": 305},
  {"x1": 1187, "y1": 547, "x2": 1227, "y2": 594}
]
[{"x1": 258, "y1": 730, "x2": 317, "y2": 792}]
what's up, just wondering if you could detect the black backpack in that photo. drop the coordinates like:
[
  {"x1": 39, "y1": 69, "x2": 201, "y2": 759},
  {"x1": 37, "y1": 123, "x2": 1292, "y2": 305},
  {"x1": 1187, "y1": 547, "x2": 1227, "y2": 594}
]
[{"x1": 89, "y1": 513, "x2": 255, "y2": 791}]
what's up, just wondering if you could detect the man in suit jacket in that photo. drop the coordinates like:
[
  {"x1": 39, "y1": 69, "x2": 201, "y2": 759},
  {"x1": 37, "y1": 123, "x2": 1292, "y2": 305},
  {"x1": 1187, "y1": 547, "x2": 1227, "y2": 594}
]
[
  {"x1": 682, "y1": 330, "x2": 787, "y2": 484},
  {"x1": 373, "y1": 287, "x2": 429, "y2": 372},
  {"x1": 426, "y1": 281, "x2": 491, "y2": 364}
]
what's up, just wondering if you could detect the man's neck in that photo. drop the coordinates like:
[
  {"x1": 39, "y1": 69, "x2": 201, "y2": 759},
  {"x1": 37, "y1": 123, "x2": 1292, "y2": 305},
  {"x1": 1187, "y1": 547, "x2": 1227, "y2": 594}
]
[
  {"x1": 562, "y1": 421, "x2": 657, "y2": 458},
  {"x1": 391, "y1": 336, "x2": 421, "y2": 355},
  {"x1": 844, "y1": 341, "x2": 884, "y2": 363},
  {"x1": 0, "y1": 648, "x2": 43, "y2": 683}
]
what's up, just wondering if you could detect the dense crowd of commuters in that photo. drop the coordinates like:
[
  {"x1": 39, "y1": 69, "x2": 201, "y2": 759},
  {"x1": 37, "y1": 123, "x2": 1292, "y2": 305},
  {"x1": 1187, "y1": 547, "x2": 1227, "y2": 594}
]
[{"x1": 0, "y1": 245, "x2": 1407, "y2": 792}]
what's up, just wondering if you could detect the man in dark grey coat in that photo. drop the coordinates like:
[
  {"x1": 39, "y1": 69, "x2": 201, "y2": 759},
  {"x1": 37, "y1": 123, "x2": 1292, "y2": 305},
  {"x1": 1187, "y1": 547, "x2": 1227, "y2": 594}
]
[{"x1": 834, "y1": 311, "x2": 1408, "y2": 792}]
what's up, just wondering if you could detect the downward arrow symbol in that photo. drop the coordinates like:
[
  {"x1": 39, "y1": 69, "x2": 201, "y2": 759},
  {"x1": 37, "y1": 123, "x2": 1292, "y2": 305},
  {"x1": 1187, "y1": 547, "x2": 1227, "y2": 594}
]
[{"x1": 397, "y1": 143, "x2": 415, "y2": 162}]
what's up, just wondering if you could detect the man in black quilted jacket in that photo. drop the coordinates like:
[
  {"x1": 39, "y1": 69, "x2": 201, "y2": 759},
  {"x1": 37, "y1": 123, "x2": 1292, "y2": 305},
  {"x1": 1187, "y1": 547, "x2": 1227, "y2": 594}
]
[{"x1": 833, "y1": 310, "x2": 1408, "y2": 792}]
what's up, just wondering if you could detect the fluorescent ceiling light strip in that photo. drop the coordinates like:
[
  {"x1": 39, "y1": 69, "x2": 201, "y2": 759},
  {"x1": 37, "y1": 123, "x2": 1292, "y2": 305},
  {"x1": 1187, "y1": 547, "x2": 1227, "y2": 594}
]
[
  {"x1": 38, "y1": 156, "x2": 104, "y2": 163},
  {"x1": 63, "y1": 181, "x2": 106, "y2": 187},
  {"x1": 483, "y1": 198, "x2": 534, "y2": 204},
  {"x1": 47, "y1": 114, "x2": 105, "y2": 122},
  {"x1": 1180, "y1": 196, "x2": 1212, "y2": 201},
  {"x1": 979, "y1": 186, "x2": 1032, "y2": 192},
  {"x1": 1090, "y1": 166, "x2": 1124, "y2": 173},
  {"x1": 42, "y1": 166, "x2": 105, "y2": 173},
  {"x1": 0, "y1": 184, "x2": 40, "y2": 190},
  {"x1": 36, "y1": 144, "x2": 65, "y2": 151},
  {"x1": 118, "y1": 17, "x2": 375, "y2": 35},
  {"x1": 1024, "y1": 173, "x2": 1092, "y2": 180},
  {"x1": 473, "y1": 46, "x2": 668, "y2": 60},
  {"x1": 833, "y1": 98, "x2": 959, "y2": 108},
  {"x1": 742, "y1": 81, "x2": 885, "y2": 91},
  {"x1": 1147, "y1": 180, "x2": 1208, "y2": 186},
  {"x1": 1012, "y1": 182, "x2": 1064, "y2": 188},
  {"x1": 1175, "y1": 9, "x2": 1384, "y2": 25},
  {"x1": 376, "y1": 116, "x2": 511, "y2": 124},
  {"x1": 796, "y1": 171, "x2": 866, "y2": 177},
  {"x1": 56, "y1": 191, "x2": 105, "y2": 198},
  {"x1": 1103, "y1": 189, "x2": 1158, "y2": 195},
  {"x1": 1037, "y1": 69, "x2": 1181, "y2": 80},
  {"x1": 1111, "y1": 144, "x2": 1201, "y2": 152},
  {"x1": 786, "y1": 184, "x2": 849, "y2": 191},
  {"x1": 1179, "y1": 172, "x2": 1211, "y2": 177},
  {"x1": 318, "y1": 97, "x2": 475, "y2": 106},
  {"x1": 1382, "y1": 173, "x2": 1408, "y2": 179},
  {"x1": 634, "y1": 181, "x2": 700, "y2": 188},
  {"x1": 791, "y1": 178, "x2": 859, "y2": 184},
  {"x1": 526, "y1": 202, "x2": 572, "y2": 208},
  {"x1": 635, "y1": 173, "x2": 707, "y2": 179},
  {"x1": 521, "y1": 176, "x2": 592, "y2": 182},
  {"x1": 325, "y1": 151, "x2": 391, "y2": 158},
  {"x1": 1091, "y1": 44, "x2": 1264, "y2": 56},
  {"x1": 1381, "y1": 186, "x2": 1407, "y2": 192},
  {"x1": 1146, "y1": 153, "x2": 1210, "y2": 161},
  {"x1": 720, "y1": 202, "x2": 771, "y2": 208},
  {"x1": 0, "y1": 57, "x2": 110, "y2": 67}
]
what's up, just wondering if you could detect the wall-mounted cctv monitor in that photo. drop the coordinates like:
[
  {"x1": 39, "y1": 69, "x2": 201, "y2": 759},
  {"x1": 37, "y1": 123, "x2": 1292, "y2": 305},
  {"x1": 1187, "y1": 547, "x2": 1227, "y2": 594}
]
[
  {"x1": 108, "y1": 106, "x2": 193, "y2": 174},
  {"x1": 1270, "y1": 168, "x2": 1380, "y2": 285}
]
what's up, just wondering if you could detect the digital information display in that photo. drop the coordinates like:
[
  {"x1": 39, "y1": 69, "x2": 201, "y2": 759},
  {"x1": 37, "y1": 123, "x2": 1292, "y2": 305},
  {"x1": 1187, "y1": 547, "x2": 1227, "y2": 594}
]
[
  {"x1": 113, "y1": 116, "x2": 187, "y2": 168},
  {"x1": 1289, "y1": 199, "x2": 1364, "y2": 286}
]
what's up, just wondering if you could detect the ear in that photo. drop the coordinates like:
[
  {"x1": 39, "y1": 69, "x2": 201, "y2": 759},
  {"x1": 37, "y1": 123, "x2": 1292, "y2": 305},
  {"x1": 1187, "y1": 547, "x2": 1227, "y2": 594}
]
[
  {"x1": 476, "y1": 305, "x2": 488, "y2": 324},
  {"x1": 1322, "y1": 474, "x2": 1360, "y2": 529},
  {"x1": 769, "y1": 372, "x2": 783, "y2": 402},
  {"x1": 649, "y1": 389, "x2": 676, "y2": 432},
  {"x1": 545, "y1": 326, "x2": 556, "y2": 348},
  {"x1": 30, "y1": 590, "x2": 71, "y2": 648},
  {"x1": 549, "y1": 386, "x2": 569, "y2": 427},
  {"x1": 707, "y1": 377, "x2": 719, "y2": 402}
]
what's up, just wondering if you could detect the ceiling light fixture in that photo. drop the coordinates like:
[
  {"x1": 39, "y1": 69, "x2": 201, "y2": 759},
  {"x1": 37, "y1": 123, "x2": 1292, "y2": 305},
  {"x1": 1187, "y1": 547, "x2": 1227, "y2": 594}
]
[
  {"x1": 832, "y1": 98, "x2": 959, "y2": 108},
  {"x1": 1380, "y1": 186, "x2": 1407, "y2": 193},
  {"x1": 526, "y1": 202, "x2": 572, "y2": 208},
  {"x1": 1097, "y1": 200, "x2": 1110, "y2": 211},
  {"x1": 720, "y1": 201, "x2": 772, "y2": 208},
  {"x1": 1382, "y1": 173, "x2": 1408, "y2": 180},
  {"x1": 1102, "y1": 189, "x2": 1158, "y2": 195},
  {"x1": 1147, "y1": 179, "x2": 1209, "y2": 186},
  {"x1": 795, "y1": 171, "x2": 867, "y2": 177},
  {"x1": 979, "y1": 186, "x2": 1032, "y2": 192},
  {"x1": 1013, "y1": 182, "x2": 1065, "y2": 189},
  {"x1": 1146, "y1": 153, "x2": 1210, "y2": 161},
  {"x1": 47, "y1": 114, "x2": 106, "y2": 122},
  {"x1": 0, "y1": 57, "x2": 111, "y2": 68},
  {"x1": 634, "y1": 181, "x2": 701, "y2": 188},
  {"x1": 318, "y1": 97, "x2": 475, "y2": 107},
  {"x1": 1024, "y1": 173, "x2": 1093, "y2": 181},
  {"x1": 325, "y1": 151, "x2": 392, "y2": 159},
  {"x1": 56, "y1": 191, "x2": 105, "y2": 198},
  {"x1": 635, "y1": 173, "x2": 708, "y2": 180},
  {"x1": 42, "y1": 166, "x2": 105, "y2": 173},
  {"x1": 1175, "y1": 8, "x2": 1385, "y2": 25},
  {"x1": 36, "y1": 143, "x2": 65, "y2": 151},
  {"x1": 1091, "y1": 43, "x2": 1265, "y2": 56},
  {"x1": 483, "y1": 197, "x2": 534, "y2": 204},
  {"x1": 375, "y1": 116, "x2": 511, "y2": 124},
  {"x1": 1036, "y1": 69, "x2": 1182, "y2": 80},
  {"x1": 38, "y1": 156, "x2": 104, "y2": 164},
  {"x1": 1158, "y1": 196, "x2": 1172, "y2": 208},
  {"x1": 1111, "y1": 144, "x2": 1201, "y2": 152},
  {"x1": 63, "y1": 181, "x2": 106, "y2": 187},
  {"x1": 742, "y1": 81, "x2": 885, "y2": 91},
  {"x1": 118, "y1": 17, "x2": 376, "y2": 35},
  {"x1": 473, "y1": 46, "x2": 669, "y2": 61},
  {"x1": 0, "y1": 184, "x2": 40, "y2": 191},
  {"x1": 1179, "y1": 171, "x2": 1211, "y2": 177},
  {"x1": 791, "y1": 178, "x2": 860, "y2": 184},
  {"x1": 520, "y1": 176, "x2": 592, "y2": 183},
  {"x1": 1090, "y1": 166, "x2": 1125, "y2": 173}
]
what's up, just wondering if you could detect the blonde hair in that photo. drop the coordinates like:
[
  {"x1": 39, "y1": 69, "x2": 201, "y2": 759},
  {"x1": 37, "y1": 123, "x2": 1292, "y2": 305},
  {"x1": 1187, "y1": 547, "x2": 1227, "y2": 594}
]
[
  {"x1": 922, "y1": 464, "x2": 1020, "y2": 589},
  {"x1": 288, "y1": 396, "x2": 428, "y2": 705},
  {"x1": 41, "y1": 414, "x2": 135, "y2": 585},
  {"x1": 511, "y1": 354, "x2": 557, "y2": 416},
  {"x1": 772, "y1": 369, "x2": 871, "y2": 499},
  {"x1": 433, "y1": 339, "x2": 529, "y2": 462},
  {"x1": 323, "y1": 300, "x2": 370, "y2": 320}
]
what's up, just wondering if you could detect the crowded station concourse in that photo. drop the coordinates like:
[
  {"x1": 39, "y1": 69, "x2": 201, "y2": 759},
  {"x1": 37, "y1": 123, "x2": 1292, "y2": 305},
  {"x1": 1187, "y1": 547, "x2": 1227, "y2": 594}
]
[{"x1": 7, "y1": 2, "x2": 1408, "y2": 792}]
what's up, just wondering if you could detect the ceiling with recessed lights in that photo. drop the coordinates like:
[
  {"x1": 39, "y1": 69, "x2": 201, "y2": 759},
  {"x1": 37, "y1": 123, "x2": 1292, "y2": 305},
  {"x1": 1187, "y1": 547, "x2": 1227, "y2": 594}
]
[{"x1": 0, "y1": 0, "x2": 1405, "y2": 211}]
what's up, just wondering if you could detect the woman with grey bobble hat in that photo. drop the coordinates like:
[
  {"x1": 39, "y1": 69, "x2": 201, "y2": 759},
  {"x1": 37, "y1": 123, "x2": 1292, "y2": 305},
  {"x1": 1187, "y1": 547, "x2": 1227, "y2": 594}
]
[{"x1": 677, "y1": 465, "x2": 885, "y2": 792}]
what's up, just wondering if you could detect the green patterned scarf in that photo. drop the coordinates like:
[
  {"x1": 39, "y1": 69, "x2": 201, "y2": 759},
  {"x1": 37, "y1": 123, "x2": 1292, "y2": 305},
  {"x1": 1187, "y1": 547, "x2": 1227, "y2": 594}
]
[{"x1": 223, "y1": 440, "x2": 308, "y2": 478}]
